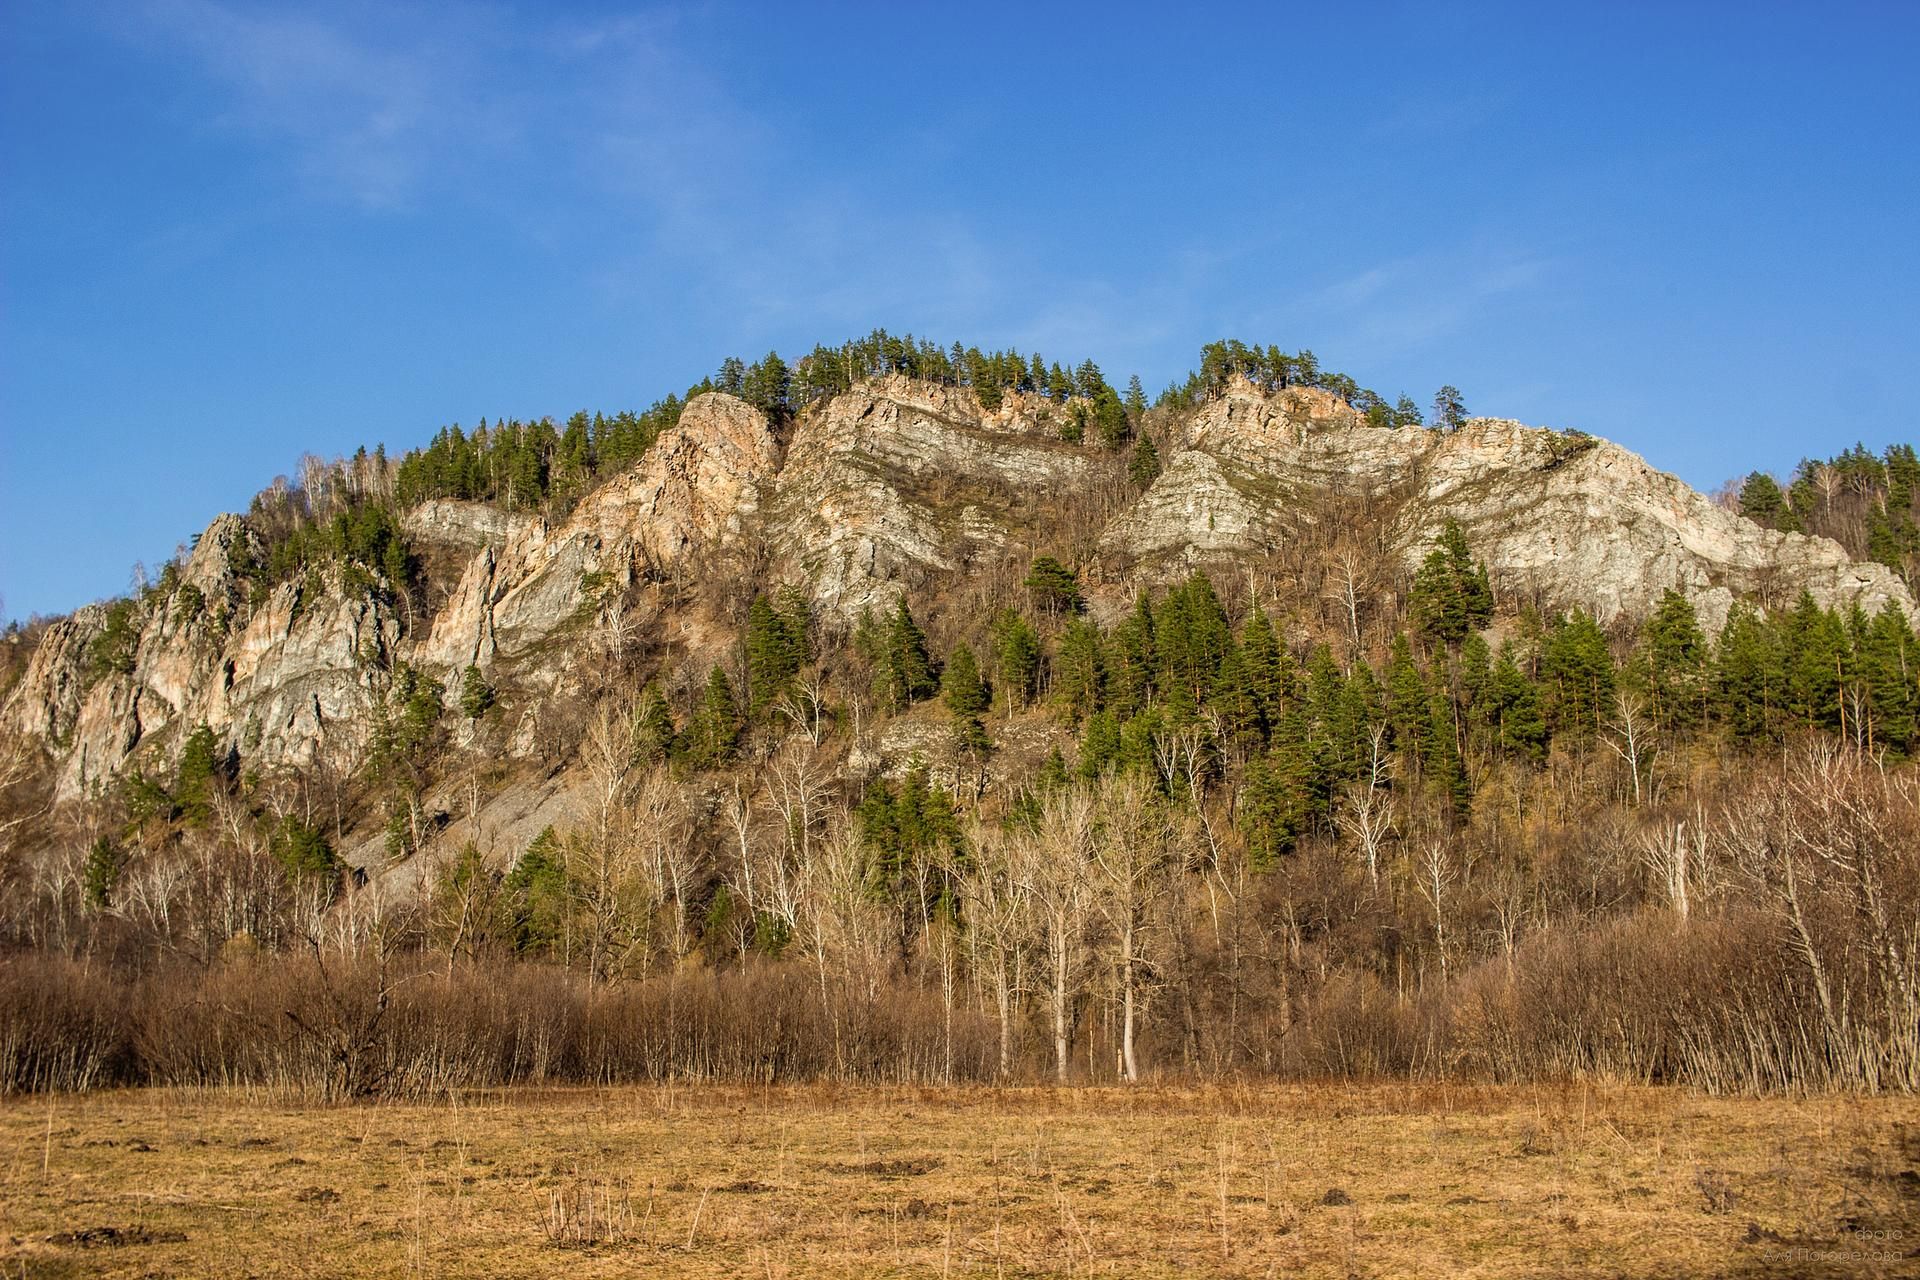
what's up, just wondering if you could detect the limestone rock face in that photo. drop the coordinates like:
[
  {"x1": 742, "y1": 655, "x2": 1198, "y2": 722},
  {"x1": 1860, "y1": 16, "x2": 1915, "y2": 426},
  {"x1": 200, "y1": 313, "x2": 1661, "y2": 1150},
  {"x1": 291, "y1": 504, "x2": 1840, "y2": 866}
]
[
  {"x1": 1102, "y1": 380, "x2": 1914, "y2": 630},
  {"x1": 434, "y1": 392, "x2": 782, "y2": 663},
  {"x1": 769, "y1": 375, "x2": 1094, "y2": 616},
  {"x1": 6, "y1": 376, "x2": 1916, "y2": 801}
]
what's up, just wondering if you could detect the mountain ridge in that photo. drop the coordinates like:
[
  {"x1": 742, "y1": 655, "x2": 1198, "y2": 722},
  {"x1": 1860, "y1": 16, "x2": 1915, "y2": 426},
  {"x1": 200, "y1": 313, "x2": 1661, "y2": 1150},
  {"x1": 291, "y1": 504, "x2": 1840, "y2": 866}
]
[{"x1": 2, "y1": 371, "x2": 1911, "y2": 804}]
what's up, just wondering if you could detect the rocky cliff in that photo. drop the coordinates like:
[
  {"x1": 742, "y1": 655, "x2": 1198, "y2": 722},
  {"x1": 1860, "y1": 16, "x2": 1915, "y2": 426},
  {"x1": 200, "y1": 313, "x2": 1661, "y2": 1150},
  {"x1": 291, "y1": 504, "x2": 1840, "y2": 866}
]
[{"x1": 5, "y1": 376, "x2": 1910, "y2": 799}]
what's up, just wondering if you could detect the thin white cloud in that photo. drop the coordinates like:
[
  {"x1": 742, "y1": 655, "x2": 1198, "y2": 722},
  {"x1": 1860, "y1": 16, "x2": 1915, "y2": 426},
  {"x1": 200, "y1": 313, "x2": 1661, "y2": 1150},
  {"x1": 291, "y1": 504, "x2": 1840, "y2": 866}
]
[
  {"x1": 1295, "y1": 245, "x2": 1558, "y2": 357},
  {"x1": 129, "y1": 0, "x2": 514, "y2": 208}
]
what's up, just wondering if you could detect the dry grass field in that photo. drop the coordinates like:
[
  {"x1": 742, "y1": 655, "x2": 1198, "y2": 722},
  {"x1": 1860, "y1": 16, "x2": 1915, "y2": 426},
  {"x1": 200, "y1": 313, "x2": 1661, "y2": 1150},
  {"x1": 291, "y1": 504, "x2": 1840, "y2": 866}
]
[{"x1": 2, "y1": 1082, "x2": 1916, "y2": 1278}]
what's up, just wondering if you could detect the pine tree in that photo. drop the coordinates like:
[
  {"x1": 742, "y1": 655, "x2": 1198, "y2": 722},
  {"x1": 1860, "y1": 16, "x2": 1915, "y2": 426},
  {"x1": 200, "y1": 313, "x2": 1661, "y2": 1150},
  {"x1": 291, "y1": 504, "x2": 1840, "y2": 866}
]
[
  {"x1": 459, "y1": 665, "x2": 495, "y2": 720},
  {"x1": 1384, "y1": 633, "x2": 1431, "y2": 761},
  {"x1": 1737, "y1": 472, "x2": 1799, "y2": 531},
  {"x1": 1024, "y1": 556, "x2": 1084, "y2": 617},
  {"x1": 1106, "y1": 593, "x2": 1158, "y2": 717},
  {"x1": 1542, "y1": 609, "x2": 1615, "y2": 738},
  {"x1": 1489, "y1": 646, "x2": 1548, "y2": 764},
  {"x1": 83, "y1": 836, "x2": 123, "y2": 909},
  {"x1": 1239, "y1": 750, "x2": 1307, "y2": 870},
  {"x1": 990, "y1": 610, "x2": 1041, "y2": 713},
  {"x1": 1156, "y1": 572, "x2": 1231, "y2": 714},
  {"x1": 1240, "y1": 607, "x2": 1295, "y2": 740},
  {"x1": 633, "y1": 685, "x2": 677, "y2": 762},
  {"x1": 1456, "y1": 632, "x2": 1495, "y2": 749},
  {"x1": 686, "y1": 666, "x2": 742, "y2": 769},
  {"x1": 1053, "y1": 616, "x2": 1105, "y2": 722},
  {"x1": 1128, "y1": 434, "x2": 1161, "y2": 489},
  {"x1": 941, "y1": 642, "x2": 990, "y2": 718},
  {"x1": 1079, "y1": 710, "x2": 1122, "y2": 780},
  {"x1": 746, "y1": 591, "x2": 809, "y2": 714},
  {"x1": 874, "y1": 597, "x2": 939, "y2": 713},
  {"x1": 174, "y1": 723, "x2": 224, "y2": 826},
  {"x1": 1859, "y1": 603, "x2": 1918, "y2": 754},
  {"x1": 1782, "y1": 592, "x2": 1846, "y2": 733},
  {"x1": 1636, "y1": 589, "x2": 1708, "y2": 733},
  {"x1": 1408, "y1": 520, "x2": 1493, "y2": 646},
  {"x1": 1714, "y1": 602, "x2": 1781, "y2": 745},
  {"x1": 1432, "y1": 385, "x2": 1468, "y2": 432}
]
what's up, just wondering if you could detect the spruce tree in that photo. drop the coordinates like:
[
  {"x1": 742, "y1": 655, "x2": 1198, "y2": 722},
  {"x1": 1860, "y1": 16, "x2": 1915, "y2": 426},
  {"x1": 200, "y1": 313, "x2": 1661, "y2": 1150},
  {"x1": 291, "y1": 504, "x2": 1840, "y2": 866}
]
[
  {"x1": 459, "y1": 665, "x2": 495, "y2": 720},
  {"x1": 941, "y1": 642, "x2": 990, "y2": 718},
  {"x1": 1024, "y1": 556, "x2": 1084, "y2": 617},
  {"x1": 1714, "y1": 602, "x2": 1781, "y2": 745},
  {"x1": 686, "y1": 666, "x2": 742, "y2": 769},
  {"x1": 874, "y1": 598, "x2": 938, "y2": 713},
  {"x1": 1636, "y1": 589, "x2": 1708, "y2": 733},
  {"x1": 990, "y1": 609, "x2": 1041, "y2": 713},
  {"x1": 1106, "y1": 593, "x2": 1158, "y2": 717},
  {"x1": 1409, "y1": 520, "x2": 1493, "y2": 646},
  {"x1": 1053, "y1": 616, "x2": 1105, "y2": 721},
  {"x1": 1128, "y1": 433, "x2": 1161, "y2": 489},
  {"x1": 1542, "y1": 609, "x2": 1615, "y2": 738}
]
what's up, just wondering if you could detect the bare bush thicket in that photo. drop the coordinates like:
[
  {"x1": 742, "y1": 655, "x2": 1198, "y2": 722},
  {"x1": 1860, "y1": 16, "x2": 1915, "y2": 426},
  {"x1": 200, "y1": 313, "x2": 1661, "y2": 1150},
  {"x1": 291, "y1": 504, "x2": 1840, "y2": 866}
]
[{"x1": 7, "y1": 723, "x2": 1919, "y2": 1097}]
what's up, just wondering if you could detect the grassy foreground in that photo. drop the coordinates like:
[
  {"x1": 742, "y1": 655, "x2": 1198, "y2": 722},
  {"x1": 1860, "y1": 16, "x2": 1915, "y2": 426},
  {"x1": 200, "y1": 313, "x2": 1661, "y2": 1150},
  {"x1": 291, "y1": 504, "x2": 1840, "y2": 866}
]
[{"x1": 1, "y1": 1083, "x2": 1916, "y2": 1278}]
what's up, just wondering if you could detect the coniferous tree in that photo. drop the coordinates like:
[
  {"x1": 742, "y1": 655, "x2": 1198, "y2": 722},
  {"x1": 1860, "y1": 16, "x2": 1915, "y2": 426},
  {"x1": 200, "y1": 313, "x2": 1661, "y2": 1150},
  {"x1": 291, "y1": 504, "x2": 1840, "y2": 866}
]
[
  {"x1": 686, "y1": 666, "x2": 742, "y2": 769},
  {"x1": 83, "y1": 836, "x2": 124, "y2": 909},
  {"x1": 1783, "y1": 592, "x2": 1846, "y2": 733},
  {"x1": 1489, "y1": 647, "x2": 1548, "y2": 764},
  {"x1": 1737, "y1": 472, "x2": 1798, "y2": 531},
  {"x1": 872, "y1": 597, "x2": 939, "y2": 714},
  {"x1": 1715, "y1": 602, "x2": 1782, "y2": 745},
  {"x1": 633, "y1": 685, "x2": 677, "y2": 763},
  {"x1": 1636, "y1": 589, "x2": 1709, "y2": 733},
  {"x1": 990, "y1": 610, "x2": 1041, "y2": 713},
  {"x1": 1156, "y1": 572, "x2": 1231, "y2": 715},
  {"x1": 1024, "y1": 556, "x2": 1084, "y2": 618},
  {"x1": 1239, "y1": 750, "x2": 1306, "y2": 869},
  {"x1": 1456, "y1": 632, "x2": 1496, "y2": 750},
  {"x1": 941, "y1": 642, "x2": 990, "y2": 718},
  {"x1": 174, "y1": 723, "x2": 223, "y2": 826},
  {"x1": 1239, "y1": 607, "x2": 1294, "y2": 740},
  {"x1": 1542, "y1": 609, "x2": 1615, "y2": 738},
  {"x1": 1079, "y1": 710, "x2": 1122, "y2": 780},
  {"x1": 1409, "y1": 521, "x2": 1493, "y2": 646},
  {"x1": 1106, "y1": 593, "x2": 1158, "y2": 717},
  {"x1": 1384, "y1": 633, "x2": 1431, "y2": 762},
  {"x1": 746, "y1": 591, "x2": 809, "y2": 714},
  {"x1": 459, "y1": 665, "x2": 495, "y2": 720},
  {"x1": 1053, "y1": 616, "x2": 1105, "y2": 722},
  {"x1": 1128, "y1": 433, "x2": 1161, "y2": 489},
  {"x1": 1859, "y1": 604, "x2": 1918, "y2": 754},
  {"x1": 1432, "y1": 385, "x2": 1468, "y2": 432}
]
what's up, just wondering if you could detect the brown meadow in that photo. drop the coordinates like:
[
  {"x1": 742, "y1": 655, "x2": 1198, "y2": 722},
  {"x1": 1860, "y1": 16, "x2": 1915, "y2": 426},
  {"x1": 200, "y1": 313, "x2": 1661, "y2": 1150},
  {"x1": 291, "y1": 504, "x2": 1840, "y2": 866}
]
[{"x1": 3, "y1": 1082, "x2": 1916, "y2": 1278}]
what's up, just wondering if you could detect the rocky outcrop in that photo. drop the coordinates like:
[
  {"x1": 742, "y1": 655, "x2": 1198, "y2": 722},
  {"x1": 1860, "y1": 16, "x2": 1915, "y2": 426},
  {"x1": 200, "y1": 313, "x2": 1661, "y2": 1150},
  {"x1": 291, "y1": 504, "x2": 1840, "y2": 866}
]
[
  {"x1": 6, "y1": 376, "x2": 1915, "y2": 802},
  {"x1": 419, "y1": 392, "x2": 782, "y2": 668},
  {"x1": 1103, "y1": 380, "x2": 1914, "y2": 630},
  {"x1": 769, "y1": 375, "x2": 1094, "y2": 616}
]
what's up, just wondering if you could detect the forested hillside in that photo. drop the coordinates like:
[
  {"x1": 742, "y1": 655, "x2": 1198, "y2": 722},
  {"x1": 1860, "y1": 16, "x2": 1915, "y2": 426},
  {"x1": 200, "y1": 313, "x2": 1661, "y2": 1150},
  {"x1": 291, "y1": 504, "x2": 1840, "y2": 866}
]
[{"x1": 3, "y1": 335, "x2": 1918, "y2": 1101}]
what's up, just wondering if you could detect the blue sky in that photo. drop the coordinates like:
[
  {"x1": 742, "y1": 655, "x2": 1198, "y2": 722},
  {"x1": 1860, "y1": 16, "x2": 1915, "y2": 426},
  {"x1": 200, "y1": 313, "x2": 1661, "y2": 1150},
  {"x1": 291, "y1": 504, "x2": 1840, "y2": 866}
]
[{"x1": 3, "y1": 1, "x2": 1918, "y2": 622}]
